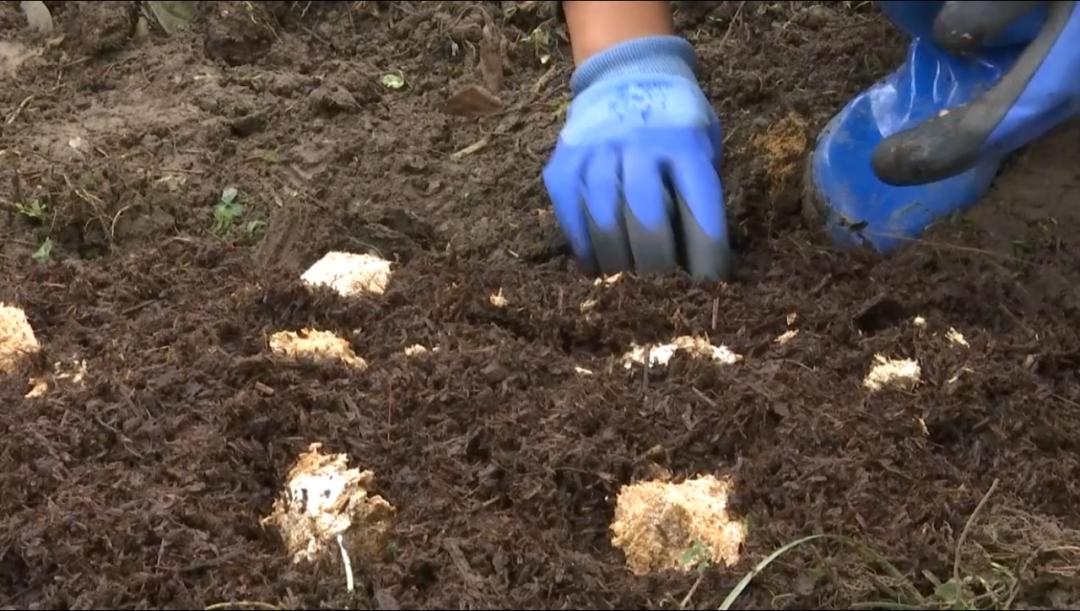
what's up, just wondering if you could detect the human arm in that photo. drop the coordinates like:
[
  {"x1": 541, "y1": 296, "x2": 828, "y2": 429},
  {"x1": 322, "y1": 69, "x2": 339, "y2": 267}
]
[
  {"x1": 541, "y1": 1, "x2": 733, "y2": 281},
  {"x1": 562, "y1": 1, "x2": 675, "y2": 64}
]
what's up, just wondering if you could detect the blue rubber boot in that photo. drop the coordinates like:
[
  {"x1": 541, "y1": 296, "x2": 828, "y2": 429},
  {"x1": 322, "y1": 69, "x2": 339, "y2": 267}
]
[{"x1": 802, "y1": 1, "x2": 1066, "y2": 253}]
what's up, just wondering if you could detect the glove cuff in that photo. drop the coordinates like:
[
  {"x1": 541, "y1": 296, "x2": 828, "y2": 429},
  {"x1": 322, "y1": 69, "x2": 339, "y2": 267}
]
[{"x1": 569, "y1": 35, "x2": 699, "y2": 95}]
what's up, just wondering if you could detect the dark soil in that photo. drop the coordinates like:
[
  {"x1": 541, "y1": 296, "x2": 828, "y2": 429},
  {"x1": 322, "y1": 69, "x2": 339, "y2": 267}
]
[{"x1": 3, "y1": 1, "x2": 1079, "y2": 609}]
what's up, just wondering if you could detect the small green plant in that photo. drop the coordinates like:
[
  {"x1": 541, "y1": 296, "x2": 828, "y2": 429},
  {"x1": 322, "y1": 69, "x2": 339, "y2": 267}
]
[
  {"x1": 716, "y1": 481, "x2": 1027, "y2": 610},
  {"x1": 213, "y1": 187, "x2": 245, "y2": 236},
  {"x1": 681, "y1": 540, "x2": 713, "y2": 574},
  {"x1": 14, "y1": 199, "x2": 48, "y2": 222},
  {"x1": 522, "y1": 24, "x2": 552, "y2": 65},
  {"x1": 145, "y1": 0, "x2": 200, "y2": 34},
  {"x1": 380, "y1": 72, "x2": 406, "y2": 90},
  {"x1": 32, "y1": 237, "x2": 53, "y2": 263},
  {"x1": 244, "y1": 219, "x2": 267, "y2": 238}
]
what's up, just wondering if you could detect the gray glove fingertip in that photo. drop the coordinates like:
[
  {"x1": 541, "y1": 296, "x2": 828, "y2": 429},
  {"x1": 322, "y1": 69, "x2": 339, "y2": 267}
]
[
  {"x1": 675, "y1": 193, "x2": 733, "y2": 282},
  {"x1": 625, "y1": 191, "x2": 680, "y2": 275},
  {"x1": 586, "y1": 212, "x2": 633, "y2": 276}
]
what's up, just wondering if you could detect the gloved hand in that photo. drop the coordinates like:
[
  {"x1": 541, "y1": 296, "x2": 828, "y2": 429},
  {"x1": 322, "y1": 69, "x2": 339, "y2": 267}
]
[
  {"x1": 805, "y1": 0, "x2": 1080, "y2": 253},
  {"x1": 542, "y1": 36, "x2": 732, "y2": 281}
]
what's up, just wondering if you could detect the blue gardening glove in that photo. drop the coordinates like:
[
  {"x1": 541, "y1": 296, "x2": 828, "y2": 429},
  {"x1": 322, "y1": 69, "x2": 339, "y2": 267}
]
[
  {"x1": 806, "y1": 0, "x2": 1080, "y2": 253},
  {"x1": 542, "y1": 36, "x2": 732, "y2": 281}
]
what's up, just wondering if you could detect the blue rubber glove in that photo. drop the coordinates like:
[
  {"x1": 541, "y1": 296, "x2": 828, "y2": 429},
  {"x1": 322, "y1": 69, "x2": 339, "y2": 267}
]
[
  {"x1": 542, "y1": 36, "x2": 732, "y2": 281},
  {"x1": 806, "y1": 0, "x2": 1080, "y2": 253}
]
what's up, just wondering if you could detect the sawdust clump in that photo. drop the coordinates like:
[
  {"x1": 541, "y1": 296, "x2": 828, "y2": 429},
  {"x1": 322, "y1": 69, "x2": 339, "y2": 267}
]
[
  {"x1": 269, "y1": 328, "x2": 367, "y2": 370},
  {"x1": 621, "y1": 335, "x2": 742, "y2": 369},
  {"x1": 753, "y1": 111, "x2": 809, "y2": 201},
  {"x1": 0, "y1": 304, "x2": 40, "y2": 375},
  {"x1": 610, "y1": 475, "x2": 746, "y2": 576},
  {"x1": 863, "y1": 354, "x2": 921, "y2": 392}
]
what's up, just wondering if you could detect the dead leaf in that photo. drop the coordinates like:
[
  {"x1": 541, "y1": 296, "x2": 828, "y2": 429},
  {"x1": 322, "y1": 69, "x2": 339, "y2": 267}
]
[
  {"x1": 444, "y1": 84, "x2": 503, "y2": 117},
  {"x1": 478, "y1": 23, "x2": 505, "y2": 93}
]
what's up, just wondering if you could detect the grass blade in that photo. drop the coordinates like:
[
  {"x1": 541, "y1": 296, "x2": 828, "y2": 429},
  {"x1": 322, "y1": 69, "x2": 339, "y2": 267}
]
[
  {"x1": 849, "y1": 602, "x2": 925, "y2": 610},
  {"x1": 718, "y1": 534, "x2": 828, "y2": 610}
]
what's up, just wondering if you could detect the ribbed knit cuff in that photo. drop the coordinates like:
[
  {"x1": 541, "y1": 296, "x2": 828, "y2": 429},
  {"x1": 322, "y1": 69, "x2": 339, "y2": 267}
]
[{"x1": 569, "y1": 35, "x2": 699, "y2": 95}]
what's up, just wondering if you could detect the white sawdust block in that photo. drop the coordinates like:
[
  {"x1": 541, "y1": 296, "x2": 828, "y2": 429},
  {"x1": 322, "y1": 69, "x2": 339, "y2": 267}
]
[
  {"x1": 262, "y1": 443, "x2": 396, "y2": 564},
  {"x1": 301, "y1": 251, "x2": 392, "y2": 298}
]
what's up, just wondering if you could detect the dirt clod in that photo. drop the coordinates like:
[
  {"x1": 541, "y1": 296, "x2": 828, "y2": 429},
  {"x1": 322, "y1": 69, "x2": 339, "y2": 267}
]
[
  {"x1": 204, "y1": 1, "x2": 274, "y2": 66},
  {"x1": 71, "y1": 1, "x2": 133, "y2": 56}
]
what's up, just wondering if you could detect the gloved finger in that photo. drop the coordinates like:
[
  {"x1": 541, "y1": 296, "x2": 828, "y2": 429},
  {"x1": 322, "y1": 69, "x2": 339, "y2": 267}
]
[
  {"x1": 872, "y1": 0, "x2": 1078, "y2": 186},
  {"x1": 622, "y1": 147, "x2": 679, "y2": 274},
  {"x1": 582, "y1": 145, "x2": 633, "y2": 275},
  {"x1": 668, "y1": 141, "x2": 732, "y2": 281},
  {"x1": 542, "y1": 147, "x2": 598, "y2": 273},
  {"x1": 933, "y1": 1, "x2": 1045, "y2": 52}
]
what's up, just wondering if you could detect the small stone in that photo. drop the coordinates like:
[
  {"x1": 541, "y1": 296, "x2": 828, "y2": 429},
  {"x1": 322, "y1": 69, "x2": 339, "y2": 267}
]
[
  {"x1": 309, "y1": 83, "x2": 359, "y2": 114},
  {"x1": 230, "y1": 112, "x2": 266, "y2": 137},
  {"x1": 481, "y1": 361, "x2": 509, "y2": 384}
]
